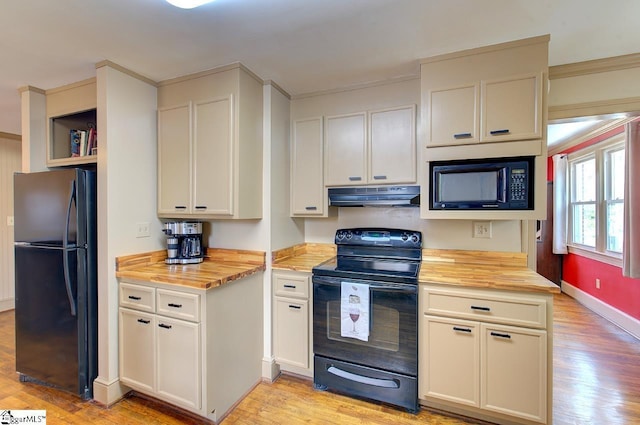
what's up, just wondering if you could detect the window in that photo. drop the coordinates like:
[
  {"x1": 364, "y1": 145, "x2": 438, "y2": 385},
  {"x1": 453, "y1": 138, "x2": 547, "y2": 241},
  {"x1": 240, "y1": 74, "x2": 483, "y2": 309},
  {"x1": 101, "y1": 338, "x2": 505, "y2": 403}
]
[{"x1": 568, "y1": 135, "x2": 625, "y2": 257}]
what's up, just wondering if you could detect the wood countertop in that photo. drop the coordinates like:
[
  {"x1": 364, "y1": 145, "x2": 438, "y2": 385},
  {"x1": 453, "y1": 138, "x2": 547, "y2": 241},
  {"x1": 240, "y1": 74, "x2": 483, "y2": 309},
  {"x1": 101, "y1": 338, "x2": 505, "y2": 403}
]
[
  {"x1": 271, "y1": 245, "x2": 560, "y2": 294},
  {"x1": 116, "y1": 248, "x2": 266, "y2": 290},
  {"x1": 271, "y1": 243, "x2": 336, "y2": 273}
]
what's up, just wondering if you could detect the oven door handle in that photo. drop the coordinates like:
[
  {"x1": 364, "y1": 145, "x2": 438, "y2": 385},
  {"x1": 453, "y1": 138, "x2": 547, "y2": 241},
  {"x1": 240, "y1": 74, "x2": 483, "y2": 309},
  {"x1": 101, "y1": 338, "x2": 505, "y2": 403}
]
[{"x1": 327, "y1": 365, "x2": 399, "y2": 389}]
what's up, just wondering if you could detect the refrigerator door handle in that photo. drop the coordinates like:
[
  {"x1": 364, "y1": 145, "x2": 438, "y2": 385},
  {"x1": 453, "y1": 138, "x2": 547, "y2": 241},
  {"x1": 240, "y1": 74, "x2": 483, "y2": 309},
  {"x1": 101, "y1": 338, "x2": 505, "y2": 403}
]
[{"x1": 63, "y1": 180, "x2": 77, "y2": 317}]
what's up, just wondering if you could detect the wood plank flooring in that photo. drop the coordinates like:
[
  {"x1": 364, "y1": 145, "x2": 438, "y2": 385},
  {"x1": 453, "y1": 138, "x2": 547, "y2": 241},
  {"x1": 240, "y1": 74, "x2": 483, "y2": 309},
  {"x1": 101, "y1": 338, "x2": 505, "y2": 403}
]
[{"x1": 1, "y1": 293, "x2": 639, "y2": 424}]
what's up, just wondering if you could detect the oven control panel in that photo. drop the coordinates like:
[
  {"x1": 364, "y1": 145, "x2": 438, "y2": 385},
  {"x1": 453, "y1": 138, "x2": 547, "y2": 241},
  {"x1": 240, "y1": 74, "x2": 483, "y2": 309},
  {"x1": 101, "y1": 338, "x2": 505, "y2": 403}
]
[{"x1": 335, "y1": 228, "x2": 422, "y2": 248}]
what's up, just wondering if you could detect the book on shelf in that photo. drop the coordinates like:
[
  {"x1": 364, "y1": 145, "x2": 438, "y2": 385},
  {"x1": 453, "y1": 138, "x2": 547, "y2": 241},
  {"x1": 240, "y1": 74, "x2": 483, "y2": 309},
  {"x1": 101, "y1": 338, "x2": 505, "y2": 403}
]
[{"x1": 70, "y1": 127, "x2": 98, "y2": 157}]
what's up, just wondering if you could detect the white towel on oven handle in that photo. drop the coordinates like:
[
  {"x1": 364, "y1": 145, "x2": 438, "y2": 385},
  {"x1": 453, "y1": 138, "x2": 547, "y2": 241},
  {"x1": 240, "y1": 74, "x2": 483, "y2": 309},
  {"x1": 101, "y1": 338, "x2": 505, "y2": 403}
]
[{"x1": 340, "y1": 281, "x2": 370, "y2": 342}]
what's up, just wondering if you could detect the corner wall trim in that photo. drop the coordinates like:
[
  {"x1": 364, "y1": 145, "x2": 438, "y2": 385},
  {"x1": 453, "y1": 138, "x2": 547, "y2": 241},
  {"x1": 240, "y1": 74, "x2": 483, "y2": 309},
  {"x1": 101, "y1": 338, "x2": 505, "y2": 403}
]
[
  {"x1": 561, "y1": 281, "x2": 640, "y2": 340},
  {"x1": 92, "y1": 377, "x2": 130, "y2": 406}
]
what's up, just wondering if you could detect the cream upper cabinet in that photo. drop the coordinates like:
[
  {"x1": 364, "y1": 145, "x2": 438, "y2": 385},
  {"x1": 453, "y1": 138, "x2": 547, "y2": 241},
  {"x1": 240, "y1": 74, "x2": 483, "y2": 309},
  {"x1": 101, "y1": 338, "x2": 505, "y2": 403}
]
[
  {"x1": 369, "y1": 105, "x2": 416, "y2": 183},
  {"x1": 481, "y1": 73, "x2": 542, "y2": 143},
  {"x1": 426, "y1": 73, "x2": 542, "y2": 147},
  {"x1": 426, "y1": 84, "x2": 479, "y2": 147},
  {"x1": 157, "y1": 64, "x2": 262, "y2": 219},
  {"x1": 158, "y1": 103, "x2": 191, "y2": 214},
  {"x1": 324, "y1": 112, "x2": 367, "y2": 186},
  {"x1": 325, "y1": 105, "x2": 416, "y2": 186},
  {"x1": 291, "y1": 117, "x2": 328, "y2": 216}
]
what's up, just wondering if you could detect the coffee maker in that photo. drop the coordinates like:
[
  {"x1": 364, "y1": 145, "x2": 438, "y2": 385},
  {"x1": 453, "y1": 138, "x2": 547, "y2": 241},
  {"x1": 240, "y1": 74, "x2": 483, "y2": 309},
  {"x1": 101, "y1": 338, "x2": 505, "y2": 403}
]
[{"x1": 163, "y1": 221, "x2": 204, "y2": 264}]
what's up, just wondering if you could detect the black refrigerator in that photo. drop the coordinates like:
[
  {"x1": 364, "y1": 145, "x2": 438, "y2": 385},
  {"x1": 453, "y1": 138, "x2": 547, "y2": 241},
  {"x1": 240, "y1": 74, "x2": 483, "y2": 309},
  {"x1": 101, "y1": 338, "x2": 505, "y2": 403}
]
[{"x1": 13, "y1": 168, "x2": 97, "y2": 399}]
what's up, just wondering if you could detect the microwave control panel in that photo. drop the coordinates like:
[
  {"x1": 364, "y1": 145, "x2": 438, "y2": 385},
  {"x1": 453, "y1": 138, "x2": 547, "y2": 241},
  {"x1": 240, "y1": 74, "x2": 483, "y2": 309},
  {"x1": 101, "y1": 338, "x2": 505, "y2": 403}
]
[{"x1": 509, "y1": 168, "x2": 528, "y2": 202}]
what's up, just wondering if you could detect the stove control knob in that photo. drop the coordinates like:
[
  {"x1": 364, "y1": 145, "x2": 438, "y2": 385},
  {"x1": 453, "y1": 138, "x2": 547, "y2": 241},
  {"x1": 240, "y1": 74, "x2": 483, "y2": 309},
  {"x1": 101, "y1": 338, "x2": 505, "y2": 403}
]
[
  {"x1": 336, "y1": 230, "x2": 344, "y2": 240},
  {"x1": 411, "y1": 234, "x2": 419, "y2": 244},
  {"x1": 401, "y1": 233, "x2": 409, "y2": 241},
  {"x1": 345, "y1": 231, "x2": 353, "y2": 239}
]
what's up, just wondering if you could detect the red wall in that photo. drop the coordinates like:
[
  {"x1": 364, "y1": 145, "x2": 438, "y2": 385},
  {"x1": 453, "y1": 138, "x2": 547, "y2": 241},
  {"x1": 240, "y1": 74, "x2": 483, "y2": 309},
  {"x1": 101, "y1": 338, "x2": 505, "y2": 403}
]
[{"x1": 550, "y1": 123, "x2": 640, "y2": 321}]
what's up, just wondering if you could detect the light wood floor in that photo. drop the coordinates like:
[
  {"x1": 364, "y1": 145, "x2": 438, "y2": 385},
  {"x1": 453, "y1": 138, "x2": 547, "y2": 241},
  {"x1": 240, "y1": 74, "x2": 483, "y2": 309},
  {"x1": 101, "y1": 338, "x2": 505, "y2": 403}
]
[{"x1": 1, "y1": 293, "x2": 639, "y2": 424}]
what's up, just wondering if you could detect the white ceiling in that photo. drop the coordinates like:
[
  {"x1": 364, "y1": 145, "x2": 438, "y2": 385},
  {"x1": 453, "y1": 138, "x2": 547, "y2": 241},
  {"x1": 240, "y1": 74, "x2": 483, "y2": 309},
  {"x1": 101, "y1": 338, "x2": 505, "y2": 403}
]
[{"x1": 2, "y1": 0, "x2": 640, "y2": 136}]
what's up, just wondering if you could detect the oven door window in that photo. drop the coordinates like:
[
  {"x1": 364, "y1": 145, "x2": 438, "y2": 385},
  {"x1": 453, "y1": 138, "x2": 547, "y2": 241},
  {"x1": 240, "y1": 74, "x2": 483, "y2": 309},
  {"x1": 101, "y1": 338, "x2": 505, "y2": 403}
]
[{"x1": 313, "y1": 278, "x2": 417, "y2": 376}]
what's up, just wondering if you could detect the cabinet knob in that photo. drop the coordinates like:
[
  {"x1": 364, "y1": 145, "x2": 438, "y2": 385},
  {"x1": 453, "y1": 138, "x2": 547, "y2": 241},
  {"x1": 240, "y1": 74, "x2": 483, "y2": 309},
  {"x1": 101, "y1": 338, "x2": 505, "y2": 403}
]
[
  {"x1": 453, "y1": 132, "x2": 473, "y2": 139},
  {"x1": 471, "y1": 305, "x2": 491, "y2": 312},
  {"x1": 489, "y1": 129, "x2": 510, "y2": 135}
]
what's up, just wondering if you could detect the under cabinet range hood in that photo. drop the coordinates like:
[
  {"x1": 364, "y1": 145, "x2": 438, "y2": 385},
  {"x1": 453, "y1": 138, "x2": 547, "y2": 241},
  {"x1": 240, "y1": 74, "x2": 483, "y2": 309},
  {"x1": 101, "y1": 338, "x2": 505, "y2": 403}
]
[{"x1": 328, "y1": 185, "x2": 420, "y2": 207}]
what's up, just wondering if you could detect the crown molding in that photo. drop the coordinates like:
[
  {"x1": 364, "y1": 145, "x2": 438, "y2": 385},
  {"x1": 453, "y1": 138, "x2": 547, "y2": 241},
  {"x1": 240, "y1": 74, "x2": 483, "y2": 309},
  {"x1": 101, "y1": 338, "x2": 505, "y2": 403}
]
[
  {"x1": 96, "y1": 60, "x2": 158, "y2": 87},
  {"x1": 550, "y1": 53, "x2": 640, "y2": 80}
]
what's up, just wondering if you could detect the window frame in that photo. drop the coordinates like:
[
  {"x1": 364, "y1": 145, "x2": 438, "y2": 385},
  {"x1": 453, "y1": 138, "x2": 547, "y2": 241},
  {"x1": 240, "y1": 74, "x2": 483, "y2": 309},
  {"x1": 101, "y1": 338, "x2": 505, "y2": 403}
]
[{"x1": 567, "y1": 133, "x2": 625, "y2": 266}]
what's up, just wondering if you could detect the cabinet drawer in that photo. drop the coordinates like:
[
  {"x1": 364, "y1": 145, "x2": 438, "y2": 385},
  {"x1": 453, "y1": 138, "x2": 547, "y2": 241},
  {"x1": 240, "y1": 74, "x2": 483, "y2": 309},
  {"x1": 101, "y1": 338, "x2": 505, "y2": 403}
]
[
  {"x1": 273, "y1": 273, "x2": 309, "y2": 299},
  {"x1": 120, "y1": 282, "x2": 156, "y2": 312},
  {"x1": 157, "y1": 289, "x2": 200, "y2": 322},
  {"x1": 423, "y1": 287, "x2": 546, "y2": 329}
]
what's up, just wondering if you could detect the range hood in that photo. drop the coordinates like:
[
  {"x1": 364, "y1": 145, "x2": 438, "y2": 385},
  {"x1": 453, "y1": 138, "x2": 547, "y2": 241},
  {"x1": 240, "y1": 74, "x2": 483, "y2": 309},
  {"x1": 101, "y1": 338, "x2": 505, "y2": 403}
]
[{"x1": 328, "y1": 185, "x2": 420, "y2": 207}]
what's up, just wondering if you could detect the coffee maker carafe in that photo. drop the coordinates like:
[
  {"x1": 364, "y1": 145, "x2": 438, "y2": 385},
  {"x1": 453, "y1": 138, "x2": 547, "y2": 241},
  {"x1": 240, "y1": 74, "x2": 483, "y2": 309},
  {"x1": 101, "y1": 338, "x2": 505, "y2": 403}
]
[{"x1": 163, "y1": 221, "x2": 204, "y2": 264}]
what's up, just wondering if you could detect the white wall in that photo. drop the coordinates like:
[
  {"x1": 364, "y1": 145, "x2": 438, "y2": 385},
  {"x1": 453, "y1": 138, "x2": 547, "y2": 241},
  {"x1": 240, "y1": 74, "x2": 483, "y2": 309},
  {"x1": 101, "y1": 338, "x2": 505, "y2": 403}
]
[
  {"x1": 292, "y1": 77, "x2": 523, "y2": 252},
  {"x1": 549, "y1": 67, "x2": 640, "y2": 108},
  {"x1": 0, "y1": 134, "x2": 21, "y2": 311},
  {"x1": 94, "y1": 64, "x2": 160, "y2": 405},
  {"x1": 19, "y1": 88, "x2": 47, "y2": 173}
]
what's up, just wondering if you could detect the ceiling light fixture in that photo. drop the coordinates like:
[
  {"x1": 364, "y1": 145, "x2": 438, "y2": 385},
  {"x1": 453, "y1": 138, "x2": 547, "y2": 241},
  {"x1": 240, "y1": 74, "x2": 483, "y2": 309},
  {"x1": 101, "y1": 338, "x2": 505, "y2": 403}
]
[{"x1": 166, "y1": 0, "x2": 216, "y2": 9}]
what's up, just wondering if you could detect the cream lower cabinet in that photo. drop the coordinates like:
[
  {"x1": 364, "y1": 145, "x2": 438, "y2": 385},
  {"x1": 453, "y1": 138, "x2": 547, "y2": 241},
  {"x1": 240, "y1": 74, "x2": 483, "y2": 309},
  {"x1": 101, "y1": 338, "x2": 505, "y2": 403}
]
[
  {"x1": 272, "y1": 271, "x2": 313, "y2": 377},
  {"x1": 420, "y1": 285, "x2": 552, "y2": 425},
  {"x1": 119, "y1": 283, "x2": 201, "y2": 411},
  {"x1": 118, "y1": 274, "x2": 264, "y2": 423}
]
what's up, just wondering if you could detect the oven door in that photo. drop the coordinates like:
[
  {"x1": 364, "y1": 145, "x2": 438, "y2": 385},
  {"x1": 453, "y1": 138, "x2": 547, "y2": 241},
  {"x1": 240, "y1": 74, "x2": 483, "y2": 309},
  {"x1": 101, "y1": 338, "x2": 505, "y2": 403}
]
[{"x1": 313, "y1": 275, "x2": 418, "y2": 376}]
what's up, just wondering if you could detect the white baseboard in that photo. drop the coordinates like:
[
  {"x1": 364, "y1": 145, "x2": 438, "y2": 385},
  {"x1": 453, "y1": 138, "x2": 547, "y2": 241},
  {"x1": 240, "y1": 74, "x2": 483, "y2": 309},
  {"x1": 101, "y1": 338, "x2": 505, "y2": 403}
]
[
  {"x1": 0, "y1": 298, "x2": 14, "y2": 312},
  {"x1": 92, "y1": 377, "x2": 130, "y2": 406},
  {"x1": 561, "y1": 280, "x2": 640, "y2": 340},
  {"x1": 262, "y1": 357, "x2": 280, "y2": 382}
]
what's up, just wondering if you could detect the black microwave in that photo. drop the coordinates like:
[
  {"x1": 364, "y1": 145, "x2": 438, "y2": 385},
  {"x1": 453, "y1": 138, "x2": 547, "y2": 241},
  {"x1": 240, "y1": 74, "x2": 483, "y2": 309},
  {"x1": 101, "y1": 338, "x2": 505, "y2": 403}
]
[{"x1": 429, "y1": 156, "x2": 534, "y2": 210}]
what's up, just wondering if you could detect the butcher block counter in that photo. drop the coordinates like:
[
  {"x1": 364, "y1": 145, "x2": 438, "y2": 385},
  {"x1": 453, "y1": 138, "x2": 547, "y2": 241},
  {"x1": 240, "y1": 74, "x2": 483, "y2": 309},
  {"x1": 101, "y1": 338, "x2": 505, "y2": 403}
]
[
  {"x1": 419, "y1": 248, "x2": 560, "y2": 294},
  {"x1": 115, "y1": 248, "x2": 266, "y2": 290},
  {"x1": 271, "y1": 243, "x2": 336, "y2": 273}
]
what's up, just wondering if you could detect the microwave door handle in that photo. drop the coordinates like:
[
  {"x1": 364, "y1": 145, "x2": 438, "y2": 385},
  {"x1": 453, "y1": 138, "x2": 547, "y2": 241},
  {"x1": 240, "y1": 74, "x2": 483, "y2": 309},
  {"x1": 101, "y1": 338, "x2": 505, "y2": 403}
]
[{"x1": 498, "y1": 169, "x2": 508, "y2": 203}]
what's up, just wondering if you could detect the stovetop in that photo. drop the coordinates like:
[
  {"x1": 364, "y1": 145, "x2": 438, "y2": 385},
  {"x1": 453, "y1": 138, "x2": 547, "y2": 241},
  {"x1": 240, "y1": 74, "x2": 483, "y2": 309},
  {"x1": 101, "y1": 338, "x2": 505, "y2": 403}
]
[{"x1": 312, "y1": 228, "x2": 423, "y2": 284}]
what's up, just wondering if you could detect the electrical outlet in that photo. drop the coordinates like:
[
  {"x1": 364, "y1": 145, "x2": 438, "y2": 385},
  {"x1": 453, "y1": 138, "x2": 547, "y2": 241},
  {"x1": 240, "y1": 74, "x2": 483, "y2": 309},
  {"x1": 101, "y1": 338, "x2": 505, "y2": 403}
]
[
  {"x1": 473, "y1": 221, "x2": 492, "y2": 238},
  {"x1": 596, "y1": 278, "x2": 601, "y2": 289},
  {"x1": 136, "y1": 222, "x2": 150, "y2": 238},
  {"x1": 7, "y1": 216, "x2": 14, "y2": 226}
]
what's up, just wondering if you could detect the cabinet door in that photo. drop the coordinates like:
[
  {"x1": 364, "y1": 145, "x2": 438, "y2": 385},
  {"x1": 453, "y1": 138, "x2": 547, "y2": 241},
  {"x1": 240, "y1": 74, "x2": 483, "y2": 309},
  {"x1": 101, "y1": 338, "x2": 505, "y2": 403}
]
[
  {"x1": 420, "y1": 315, "x2": 479, "y2": 407},
  {"x1": 369, "y1": 105, "x2": 416, "y2": 184},
  {"x1": 324, "y1": 113, "x2": 366, "y2": 186},
  {"x1": 481, "y1": 73, "x2": 542, "y2": 143},
  {"x1": 119, "y1": 309, "x2": 156, "y2": 393},
  {"x1": 274, "y1": 298, "x2": 309, "y2": 369},
  {"x1": 158, "y1": 103, "x2": 192, "y2": 215},
  {"x1": 481, "y1": 323, "x2": 547, "y2": 423},
  {"x1": 291, "y1": 117, "x2": 325, "y2": 216},
  {"x1": 157, "y1": 316, "x2": 201, "y2": 410},
  {"x1": 193, "y1": 95, "x2": 234, "y2": 216},
  {"x1": 426, "y1": 84, "x2": 479, "y2": 147}
]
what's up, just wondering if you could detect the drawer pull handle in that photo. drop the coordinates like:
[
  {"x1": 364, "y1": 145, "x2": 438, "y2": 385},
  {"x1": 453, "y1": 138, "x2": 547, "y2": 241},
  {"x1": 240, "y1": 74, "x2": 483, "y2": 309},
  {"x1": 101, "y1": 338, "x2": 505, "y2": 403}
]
[
  {"x1": 305, "y1": 206, "x2": 318, "y2": 211},
  {"x1": 348, "y1": 176, "x2": 362, "y2": 181},
  {"x1": 174, "y1": 206, "x2": 187, "y2": 209},
  {"x1": 194, "y1": 205, "x2": 207, "y2": 210},
  {"x1": 284, "y1": 284, "x2": 297, "y2": 289},
  {"x1": 158, "y1": 323, "x2": 172, "y2": 329},
  {"x1": 471, "y1": 305, "x2": 491, "y2": 312},
  {"x1": 373, "y1": 175, "x2": 387, "y2": 180},
  {"x1": 490, "y1": 332, "x2": 512, "y2": 339},
  {"x1": 137, "y1": 319, "x2": 150, "y2": 324},
  {"x1": 489, "y1": 129, "x2": 510, "y2": 135},
  {"x1": 453, "y1": 327, "x2": 472, "y2": 333},
  {"x1": 168, "y1": 303, "x2": 183, "y2": 308},
  {"x1": 289, "y1": 305, "x2": 302, "y2": 310},
  {"x1": 453, "y1": 132, "x2": 472, "y2": 139},
  {"x1": 128, "y1": 295, "x2": 142, "y2": 301}
]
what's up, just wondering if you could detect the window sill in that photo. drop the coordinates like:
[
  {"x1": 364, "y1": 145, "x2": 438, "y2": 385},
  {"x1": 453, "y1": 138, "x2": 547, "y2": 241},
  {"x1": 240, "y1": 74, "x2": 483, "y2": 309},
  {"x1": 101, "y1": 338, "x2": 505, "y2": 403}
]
[{"x1": 567, "y1": 245, "x2": 623, "y2": 268}]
